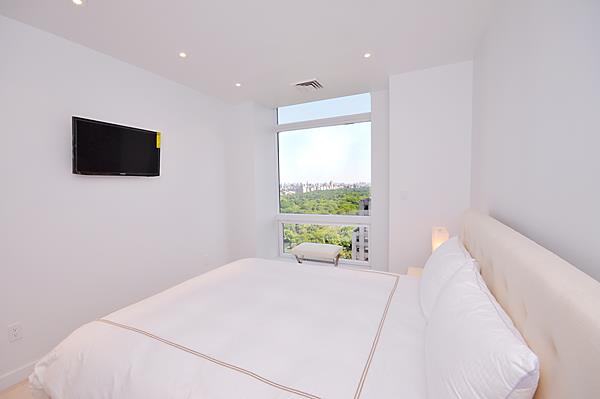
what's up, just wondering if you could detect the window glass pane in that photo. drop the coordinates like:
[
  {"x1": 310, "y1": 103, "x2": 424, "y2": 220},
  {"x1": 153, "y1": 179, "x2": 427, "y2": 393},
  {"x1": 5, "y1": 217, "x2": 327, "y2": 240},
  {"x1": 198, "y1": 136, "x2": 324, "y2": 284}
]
[
  {"x1": 278, "y1": 122, "x2": 371, "y2": 216},
  {"x1": 283, "y1": 223, "x2": 369, "y2": 262},
  {"x1": 277, "y1": 93, "x2": 371, "y2": 124}
]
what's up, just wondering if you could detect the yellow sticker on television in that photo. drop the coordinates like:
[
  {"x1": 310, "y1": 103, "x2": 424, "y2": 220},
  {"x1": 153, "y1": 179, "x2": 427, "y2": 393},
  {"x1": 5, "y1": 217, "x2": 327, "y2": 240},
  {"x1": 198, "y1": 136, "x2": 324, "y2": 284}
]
[{"x1": 156, "y1": 132, "x2": 161, "y2": 148}]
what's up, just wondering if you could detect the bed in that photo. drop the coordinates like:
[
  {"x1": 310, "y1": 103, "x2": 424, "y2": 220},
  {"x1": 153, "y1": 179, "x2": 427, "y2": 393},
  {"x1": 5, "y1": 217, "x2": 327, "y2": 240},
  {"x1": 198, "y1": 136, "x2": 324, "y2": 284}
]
[
  {"x1": 461, "y1": 211, "x2": 600, "y2": 398},
  {"x1": 30, "y1": 210, "x2": 600, "y2": 398},
  {"x1": 30, "y1": 259, "x2": 426, "y2": 399}
]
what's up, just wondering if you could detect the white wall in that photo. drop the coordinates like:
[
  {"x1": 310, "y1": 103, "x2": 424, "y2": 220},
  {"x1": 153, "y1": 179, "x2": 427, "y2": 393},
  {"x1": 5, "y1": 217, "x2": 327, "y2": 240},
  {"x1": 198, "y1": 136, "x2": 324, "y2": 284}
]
[
  {"x1": 225, "y1": 102, "x2": 279, "y2": 261},
  {"x1": 369, "y1": 90, "x2": 390, "y2": 271},
  {"x1": 471, "y1": 0, "x2": 600, "y2": 280},
  {"x1": 224, "y1": 104, "x2": 258, "y2": 260},
  {"x1": 0, "y1": 16, "x2": 232, "y2": 387},
  {"x1": 388, "y1": 62, "x2": 473, "y2": 273}
]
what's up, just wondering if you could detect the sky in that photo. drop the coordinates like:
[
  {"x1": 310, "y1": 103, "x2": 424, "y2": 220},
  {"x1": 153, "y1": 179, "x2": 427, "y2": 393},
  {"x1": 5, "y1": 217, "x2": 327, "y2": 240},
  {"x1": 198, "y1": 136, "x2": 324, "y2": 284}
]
[
  {"x1": 278, "y1": 122, "x2": 371, "y2": 184},
  {"x1": 277, "y1": 93, "x2": 371, "y2": 184}
]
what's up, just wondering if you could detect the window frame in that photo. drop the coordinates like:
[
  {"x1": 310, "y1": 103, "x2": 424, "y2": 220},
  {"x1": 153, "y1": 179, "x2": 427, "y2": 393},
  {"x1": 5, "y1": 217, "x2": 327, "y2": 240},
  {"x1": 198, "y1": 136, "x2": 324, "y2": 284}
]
[{"x1": 275, "y1": 109, "x2": 372, "y2": 267}]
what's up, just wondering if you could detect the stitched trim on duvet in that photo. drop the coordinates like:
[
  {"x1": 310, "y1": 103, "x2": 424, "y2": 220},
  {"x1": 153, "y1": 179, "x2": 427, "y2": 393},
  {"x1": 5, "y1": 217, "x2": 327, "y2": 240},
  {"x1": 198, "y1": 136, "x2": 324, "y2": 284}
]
[
  {"x1": 98, "y1": 272, "x2": 399, "y2": 399},
  {"x1": 96, "y1": 319, "x2": 321, "y2": 399},
  {"x1": 352, "y1": 274, "x2": 400, "y2": 398}
]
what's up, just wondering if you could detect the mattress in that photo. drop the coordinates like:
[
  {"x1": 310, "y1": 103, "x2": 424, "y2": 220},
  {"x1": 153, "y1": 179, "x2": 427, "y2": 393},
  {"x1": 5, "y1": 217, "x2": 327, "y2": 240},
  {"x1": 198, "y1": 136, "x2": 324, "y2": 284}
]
[{"x1": 30, "y1": 258, "x2": 426, "y2": 399}]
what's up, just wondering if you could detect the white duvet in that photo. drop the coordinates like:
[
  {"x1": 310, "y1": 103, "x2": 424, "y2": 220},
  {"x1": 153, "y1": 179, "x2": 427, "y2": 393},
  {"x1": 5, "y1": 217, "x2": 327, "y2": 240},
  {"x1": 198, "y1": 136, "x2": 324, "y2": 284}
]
[{"x1": 30, "y1": 258, "x2": 426, "y2": 399}]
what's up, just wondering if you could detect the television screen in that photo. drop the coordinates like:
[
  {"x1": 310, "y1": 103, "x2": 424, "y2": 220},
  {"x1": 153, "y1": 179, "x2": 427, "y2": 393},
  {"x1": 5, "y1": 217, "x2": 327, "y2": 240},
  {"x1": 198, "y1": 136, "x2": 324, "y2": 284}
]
[{"x1": 72, "y1": 117, "x2": 160, "y2": 176}]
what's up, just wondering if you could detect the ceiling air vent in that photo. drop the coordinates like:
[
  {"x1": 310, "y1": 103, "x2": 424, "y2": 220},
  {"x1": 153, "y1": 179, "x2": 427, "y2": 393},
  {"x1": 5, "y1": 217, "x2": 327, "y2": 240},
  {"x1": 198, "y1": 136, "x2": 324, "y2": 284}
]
[{"x1": 293, "y1": 79, "x2": 323, "y2": 91}]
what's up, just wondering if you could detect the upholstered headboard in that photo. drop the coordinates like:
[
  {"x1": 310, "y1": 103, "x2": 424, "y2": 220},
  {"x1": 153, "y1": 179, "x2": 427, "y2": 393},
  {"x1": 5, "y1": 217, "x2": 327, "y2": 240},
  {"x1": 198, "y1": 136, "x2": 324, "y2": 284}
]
[{"x1": 461, "y1": 210, "x2": 600, "y2": 399}]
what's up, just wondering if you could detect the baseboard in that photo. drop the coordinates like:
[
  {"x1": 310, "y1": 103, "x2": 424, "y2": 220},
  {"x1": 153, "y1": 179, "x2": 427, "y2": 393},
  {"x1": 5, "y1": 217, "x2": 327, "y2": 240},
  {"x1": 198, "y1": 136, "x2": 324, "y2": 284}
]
[{"x1": 0, "y1": 360, "x2": 36, "y2": 392}]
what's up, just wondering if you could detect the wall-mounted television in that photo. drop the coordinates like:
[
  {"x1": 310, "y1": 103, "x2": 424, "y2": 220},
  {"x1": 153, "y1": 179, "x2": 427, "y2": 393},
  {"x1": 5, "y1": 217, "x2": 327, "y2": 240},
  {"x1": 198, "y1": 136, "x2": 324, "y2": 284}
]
[{"x1": 72, "y1": 117, "x2": 160, "y2": 176}]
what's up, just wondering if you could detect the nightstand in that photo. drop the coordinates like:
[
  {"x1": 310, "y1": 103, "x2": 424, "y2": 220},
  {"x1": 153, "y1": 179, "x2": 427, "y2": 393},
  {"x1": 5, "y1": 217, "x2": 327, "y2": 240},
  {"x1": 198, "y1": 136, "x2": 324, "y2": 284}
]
[{"x1": 407, "y1": 267, "x2": 424, "y2": 277}]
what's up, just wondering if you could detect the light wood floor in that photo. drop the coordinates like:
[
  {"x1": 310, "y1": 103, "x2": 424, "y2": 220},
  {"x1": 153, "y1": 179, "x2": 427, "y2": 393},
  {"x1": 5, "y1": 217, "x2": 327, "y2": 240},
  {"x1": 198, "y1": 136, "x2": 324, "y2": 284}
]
[{"x1": 0, "y1": 381, "x2": 32, "y2": 399}]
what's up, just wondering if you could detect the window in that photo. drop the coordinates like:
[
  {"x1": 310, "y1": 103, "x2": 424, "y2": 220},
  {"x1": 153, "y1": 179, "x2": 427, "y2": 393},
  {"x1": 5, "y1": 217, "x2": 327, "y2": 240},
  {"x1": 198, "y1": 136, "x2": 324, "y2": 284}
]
[
  {"x1": 277, "y1": 94, "x2": 371, "y2": 265},
  {"x1": 282, "y1": 223, "x2": 369, "y2": 261},
  {"x1": 278, "y1": 122, "x2": 371, "y2": 216},
  {"x1": 277, "y1": 93, "x2": 371, "y2": 124}
]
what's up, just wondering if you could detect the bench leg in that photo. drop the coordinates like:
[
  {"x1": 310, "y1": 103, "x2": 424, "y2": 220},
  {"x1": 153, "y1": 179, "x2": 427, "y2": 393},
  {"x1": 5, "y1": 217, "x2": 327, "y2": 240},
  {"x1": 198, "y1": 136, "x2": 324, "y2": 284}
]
[
  {"x1": 294, "y1": 255, "x2": 303, "y2": 264},
  {"x1": 334, "y1": 254, "x2": 340, "y2": 267}
]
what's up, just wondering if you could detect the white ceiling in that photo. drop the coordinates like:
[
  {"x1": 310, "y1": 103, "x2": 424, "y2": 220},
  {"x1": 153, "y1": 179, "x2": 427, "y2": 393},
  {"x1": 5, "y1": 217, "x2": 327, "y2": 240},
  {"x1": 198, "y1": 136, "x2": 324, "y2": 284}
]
[{"x1": 0, "y1": 0, "x2": 494, "y2": 107}]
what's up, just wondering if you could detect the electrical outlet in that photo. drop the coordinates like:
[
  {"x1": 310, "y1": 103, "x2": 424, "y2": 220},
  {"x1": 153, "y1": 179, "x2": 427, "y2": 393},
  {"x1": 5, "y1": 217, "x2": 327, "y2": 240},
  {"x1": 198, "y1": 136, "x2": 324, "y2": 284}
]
[{"x1": 7, "y1": 322, "x2": 23, "y2": 343}]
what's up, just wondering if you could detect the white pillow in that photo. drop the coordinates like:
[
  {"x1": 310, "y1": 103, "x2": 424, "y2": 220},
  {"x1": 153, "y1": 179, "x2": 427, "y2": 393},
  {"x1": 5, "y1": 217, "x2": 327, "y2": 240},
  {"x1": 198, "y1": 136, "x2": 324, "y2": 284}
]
[
  {"x1": 419, "y1": 236, "x2": 473, "y2": 318},
  {"x1": 425, "y1": 267, "x2": 539, "y2": 399}
]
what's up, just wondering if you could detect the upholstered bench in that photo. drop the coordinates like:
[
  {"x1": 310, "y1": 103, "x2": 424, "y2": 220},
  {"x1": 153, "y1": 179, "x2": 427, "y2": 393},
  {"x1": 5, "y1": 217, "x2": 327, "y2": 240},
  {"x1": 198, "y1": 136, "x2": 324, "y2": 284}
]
[{"x1": 290, "y1": 243, "x2": 343, "y2": 266}]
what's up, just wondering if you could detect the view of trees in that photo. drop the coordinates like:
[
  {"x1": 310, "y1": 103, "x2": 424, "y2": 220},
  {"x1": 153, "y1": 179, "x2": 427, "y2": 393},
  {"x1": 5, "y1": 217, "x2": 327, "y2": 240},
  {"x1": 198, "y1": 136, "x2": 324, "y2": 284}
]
[
  {"x1": 280, "y1": 187, "x2": 370, "y2": 215},
  {"x1": 280, "y1": 187, "x2": 370, "y2": 260},
  {"x1": 283, "y1": 224, "x2": 355, "y2": 259}
]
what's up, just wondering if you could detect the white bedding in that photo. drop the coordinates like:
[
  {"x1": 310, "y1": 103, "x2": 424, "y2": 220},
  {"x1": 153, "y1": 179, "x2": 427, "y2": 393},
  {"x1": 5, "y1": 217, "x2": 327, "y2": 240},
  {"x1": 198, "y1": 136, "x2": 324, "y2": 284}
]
[{"x1": 30, "y1": 258, "x2": 426, "y2": 399}]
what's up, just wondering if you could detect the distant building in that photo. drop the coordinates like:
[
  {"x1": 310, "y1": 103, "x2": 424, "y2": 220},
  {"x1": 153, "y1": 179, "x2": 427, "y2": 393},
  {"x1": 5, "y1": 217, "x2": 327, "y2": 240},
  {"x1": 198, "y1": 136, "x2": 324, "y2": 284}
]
[
  {"x1": 352, "y1": 198, "x2": 370, "y2": 262},
  {"x1": 357, "y1": 198, "x2": 370, "y2": 216}
]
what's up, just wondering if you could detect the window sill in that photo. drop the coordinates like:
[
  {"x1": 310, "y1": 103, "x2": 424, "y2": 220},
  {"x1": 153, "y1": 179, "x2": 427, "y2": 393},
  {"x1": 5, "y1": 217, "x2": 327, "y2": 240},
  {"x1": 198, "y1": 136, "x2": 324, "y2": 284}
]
[
  {"x1": 277, "y1": 213, "x2": 370, "y2": 225},
  {"x1": 277, "y1": 254, "x2": 370, "y2": 269}
]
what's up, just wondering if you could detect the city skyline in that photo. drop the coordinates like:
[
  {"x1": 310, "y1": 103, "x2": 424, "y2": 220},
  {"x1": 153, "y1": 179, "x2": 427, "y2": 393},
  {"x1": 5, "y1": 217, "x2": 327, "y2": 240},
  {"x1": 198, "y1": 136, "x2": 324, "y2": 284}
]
[
  {"x1": 280, "y1": 181, "x2": 369, "y2": 195},
  {"x1": 279, "y1": 180, "x2": 370, "y2": 186}
]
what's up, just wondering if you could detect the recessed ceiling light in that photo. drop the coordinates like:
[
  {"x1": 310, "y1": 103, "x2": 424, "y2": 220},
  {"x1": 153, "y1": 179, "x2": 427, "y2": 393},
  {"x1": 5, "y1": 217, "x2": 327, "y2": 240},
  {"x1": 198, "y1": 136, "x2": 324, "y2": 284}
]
[
  {"x1": 178, "y1": 52, "x2": 187, "y2": 58},
  {"x1": 363, "y1": 52, "x2": 372, "y2": 59},
  {"x1": 72, "y1": 0, "x2": 83, "y2": 5},
  {"x1": 235, "y1": 83, "x2": 242, "y2": 87}
]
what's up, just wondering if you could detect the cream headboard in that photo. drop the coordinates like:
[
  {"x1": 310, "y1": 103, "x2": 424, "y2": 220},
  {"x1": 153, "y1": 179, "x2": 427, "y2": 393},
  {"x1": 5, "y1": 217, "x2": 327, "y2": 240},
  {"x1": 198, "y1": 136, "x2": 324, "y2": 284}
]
[{"x1": 461, "y1": 210, "x2": 600, "y2": 399}]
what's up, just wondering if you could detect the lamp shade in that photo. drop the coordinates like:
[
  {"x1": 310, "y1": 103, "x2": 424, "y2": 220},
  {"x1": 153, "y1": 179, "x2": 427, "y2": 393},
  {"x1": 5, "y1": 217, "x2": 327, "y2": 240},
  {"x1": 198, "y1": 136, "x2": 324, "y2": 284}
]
[{"x1": 432, "y1": 226, "x2": 450, "y2": 252}]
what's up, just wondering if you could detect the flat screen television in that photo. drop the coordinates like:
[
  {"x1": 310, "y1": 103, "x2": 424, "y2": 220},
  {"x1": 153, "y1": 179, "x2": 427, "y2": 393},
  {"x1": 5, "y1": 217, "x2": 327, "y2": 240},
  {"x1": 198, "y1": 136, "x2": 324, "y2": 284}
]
[{"x1": 72, "y1": 117, "x2": 160, "y2": 176}]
